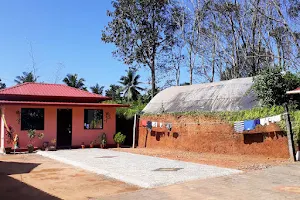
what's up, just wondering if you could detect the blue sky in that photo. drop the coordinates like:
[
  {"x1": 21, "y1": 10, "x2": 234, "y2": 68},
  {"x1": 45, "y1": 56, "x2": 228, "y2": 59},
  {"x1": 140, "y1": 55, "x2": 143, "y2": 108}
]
[{"x1": 0, "y1": 0, "x2": 159, "y2": 90}]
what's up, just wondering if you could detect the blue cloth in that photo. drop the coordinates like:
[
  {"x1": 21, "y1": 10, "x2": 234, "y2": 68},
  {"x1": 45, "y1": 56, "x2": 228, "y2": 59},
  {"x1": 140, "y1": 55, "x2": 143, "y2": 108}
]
[
  {"x1": 244, "y1": 120, "x2": 259, "y2": 131},
  {"x1": 147, "y1": 121, "x2": 152, "y2": 130}
]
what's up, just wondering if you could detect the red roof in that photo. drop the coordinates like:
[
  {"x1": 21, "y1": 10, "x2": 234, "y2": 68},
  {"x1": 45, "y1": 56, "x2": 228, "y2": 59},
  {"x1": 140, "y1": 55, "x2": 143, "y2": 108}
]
[
  {"x1": 0, "y1": 100, "x2": 129, "y2": 108},
  {"x1": 287, "y1": 87, "x2": 300, "y2": 94},
  {"x1": 0, "y1": 82, "x2": 111, "y2": 102}
]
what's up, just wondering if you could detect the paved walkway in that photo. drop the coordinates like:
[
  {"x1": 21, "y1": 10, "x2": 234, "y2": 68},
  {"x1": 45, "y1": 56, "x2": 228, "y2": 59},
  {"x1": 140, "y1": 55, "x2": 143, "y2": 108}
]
[
  {"x1": 37, "y1": 149, "x2": 240, "y2": 188},
  {"x1": 101, "y1": 163, "x2": 300, "y2": 200}
]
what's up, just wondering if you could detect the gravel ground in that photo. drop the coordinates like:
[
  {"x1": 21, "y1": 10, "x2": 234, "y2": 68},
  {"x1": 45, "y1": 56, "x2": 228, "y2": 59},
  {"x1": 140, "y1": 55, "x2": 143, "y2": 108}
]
[{"x1": 37, "y1": 149, "x2": 241, "y2": 188}]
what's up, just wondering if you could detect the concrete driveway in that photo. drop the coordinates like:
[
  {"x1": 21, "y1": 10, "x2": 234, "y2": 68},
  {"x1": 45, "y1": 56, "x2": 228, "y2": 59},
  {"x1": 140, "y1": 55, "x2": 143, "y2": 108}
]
[
  {"x1": 102, "y1": 163, "x2": 300, "y2": 200},
  {"x1": 37, "y1": 149, "x2": 241, "y2": 188}
]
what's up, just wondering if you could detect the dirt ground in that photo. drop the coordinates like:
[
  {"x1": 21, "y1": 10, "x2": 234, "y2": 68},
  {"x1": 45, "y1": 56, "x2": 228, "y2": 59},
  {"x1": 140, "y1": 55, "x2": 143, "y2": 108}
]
[
  {"x1": 0, "y1": 154, "x2": 139, "y2": 200},
  {"x1": 115, "y1": 148, "x2": 290, "y2": 171}
]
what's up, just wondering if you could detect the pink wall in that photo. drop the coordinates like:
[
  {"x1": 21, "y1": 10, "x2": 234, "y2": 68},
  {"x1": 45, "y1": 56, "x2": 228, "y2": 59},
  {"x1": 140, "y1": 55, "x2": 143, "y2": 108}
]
[{"x1": 2, "y1": 105, "x2": 116, "y2": 149}]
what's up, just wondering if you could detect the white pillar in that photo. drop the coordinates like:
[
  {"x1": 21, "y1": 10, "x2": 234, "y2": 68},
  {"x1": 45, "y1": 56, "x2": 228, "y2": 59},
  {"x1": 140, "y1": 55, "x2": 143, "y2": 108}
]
[
  {"x1": 132, "y1": 114, "x2": 137, "y2": 148},
  {"x1": 0, "y1": 107, "x2": 5, "y2": 154}
]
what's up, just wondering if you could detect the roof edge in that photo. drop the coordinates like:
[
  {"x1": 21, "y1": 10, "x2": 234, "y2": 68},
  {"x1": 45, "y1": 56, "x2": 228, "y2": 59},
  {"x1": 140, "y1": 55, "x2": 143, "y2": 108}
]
[{"x1": 0, "y1": 100, "x2": 129, "y2": 107}]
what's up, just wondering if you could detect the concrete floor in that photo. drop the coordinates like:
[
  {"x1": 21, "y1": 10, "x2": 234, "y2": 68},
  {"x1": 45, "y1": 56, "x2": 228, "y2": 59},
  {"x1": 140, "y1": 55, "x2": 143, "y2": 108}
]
[
  {"x1": 37, "y1": 149, "x2": 241, "y2": 188},
  {"x1": 101, "y1": 163, "x2": 300, "y2": 200}
]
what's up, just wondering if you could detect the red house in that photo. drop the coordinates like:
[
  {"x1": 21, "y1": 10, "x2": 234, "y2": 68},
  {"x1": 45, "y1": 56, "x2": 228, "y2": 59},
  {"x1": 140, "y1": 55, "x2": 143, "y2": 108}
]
[{"x1": 0, "y1": 82, "x2": 127, "y2": 152}]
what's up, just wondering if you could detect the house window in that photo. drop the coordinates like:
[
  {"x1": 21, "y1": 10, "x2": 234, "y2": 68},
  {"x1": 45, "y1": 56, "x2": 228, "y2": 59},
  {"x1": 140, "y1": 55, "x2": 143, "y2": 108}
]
[
  {"x1": 21, "y1": 108, "x2": 44, "y2": 130},
  {"x1": 84, "y1": 109, "x2": 103, "y2": 129}
]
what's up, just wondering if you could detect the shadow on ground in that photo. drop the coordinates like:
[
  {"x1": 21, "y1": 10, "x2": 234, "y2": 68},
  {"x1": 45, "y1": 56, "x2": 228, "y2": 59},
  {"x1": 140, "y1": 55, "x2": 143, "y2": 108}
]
[{"x1": 0, "y1": 161, "x2": 60, "y2": 200}]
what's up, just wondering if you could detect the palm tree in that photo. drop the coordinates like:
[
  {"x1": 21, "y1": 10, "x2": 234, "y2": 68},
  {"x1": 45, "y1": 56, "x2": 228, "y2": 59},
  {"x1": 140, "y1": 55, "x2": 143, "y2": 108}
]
[
  {"x1": 0, "y1": 78, "x2": 6, "y2": 89},
  {"x1": 63, "y1": 74, "x2": 86, "y2": 90},
  {"x1": 105, "y1": 84, "x2": 122, "y2": 101},
  {"x1": 90, "y1": 83, "x2": 104, "y2": 95},
  {"x1": 119, "y1": 70, "x2": 144, "y2": 101},
  {"x1": 14, "y1": 72, "x2": 37, "y2": 84}
]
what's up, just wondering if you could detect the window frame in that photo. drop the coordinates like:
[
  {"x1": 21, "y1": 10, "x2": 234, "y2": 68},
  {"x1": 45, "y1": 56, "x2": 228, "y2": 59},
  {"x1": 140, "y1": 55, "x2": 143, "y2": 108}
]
[
  {"x1": 84, "y1": 109, "x2": 104, "y2": 130},
  {"x1": 21, "y1": 108, "x2": 45, "y2": 131}
]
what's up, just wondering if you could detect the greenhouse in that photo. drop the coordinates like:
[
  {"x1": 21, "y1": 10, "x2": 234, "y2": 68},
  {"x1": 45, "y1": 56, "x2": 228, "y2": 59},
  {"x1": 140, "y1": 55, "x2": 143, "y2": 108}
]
[{"x1": 143, "y1": 77, "x2": 258, "y2": 114}]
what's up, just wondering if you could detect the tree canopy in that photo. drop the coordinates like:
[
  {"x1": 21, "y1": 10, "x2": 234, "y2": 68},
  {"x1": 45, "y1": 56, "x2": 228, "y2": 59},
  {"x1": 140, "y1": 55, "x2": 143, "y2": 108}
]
[
  {"x1": 14, "y1": 72, "x2": 37, "y2": 84},
  {"x1": 102, "y1": 0, "x2": 181, "y2": 98},
  {"x1": 253, "y1": 67, "x2": 300, "y2": 106},
  {"x1": 90, "y1": 83, "x2": 105, "y2": 95},
  {"x1": 0, "y1": 78, "x2": 6, "y2": 89},
  {"x1": 102, "y1": 0, "x2": 300, "y2": 93},
  {"x1": 105, "y1": 84, "x2": 122, "y2": 101},
  {"x1": 63, "y1": 74, "x2": 87, "y2": 90},
  {"x1": 119, "y1": 70, "x2": 144, "y2": 101}
]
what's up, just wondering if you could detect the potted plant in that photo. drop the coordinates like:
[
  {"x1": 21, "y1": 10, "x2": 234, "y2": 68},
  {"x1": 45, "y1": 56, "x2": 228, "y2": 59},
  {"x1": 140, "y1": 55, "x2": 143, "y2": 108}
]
[
  {"x1": 27, "y1": 129, "x2": 36, "y2": 153},
  {"x1": 4, "y1": 125, "x2": 14, "y2": 154},
  {"x1": 100, "y1": 133, "x2": 107, "y2": 149},
  {"x1": 113, "y1": 132, "x2": 126, "y2": 148},
  {"x1": 81, "y1": 142, "x2": 85, "y2": 149},
  {"x1": 27, "y1": 130, "x2": 44, "y2": 153},
  {"x1": 90, "y1": 141, "x2": 94, "y2": 148},
  {"x1": 42, "y1": 141, "x2": 49, "y2": 151},
  {"x1": 48, "y1": 139, "x2": 57, "y2": 151}
]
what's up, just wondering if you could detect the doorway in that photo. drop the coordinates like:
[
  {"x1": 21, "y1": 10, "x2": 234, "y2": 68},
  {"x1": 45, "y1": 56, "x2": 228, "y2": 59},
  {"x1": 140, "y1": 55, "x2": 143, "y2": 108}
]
[{"x1": 57, "y1": 109, "x2": 72, "y2": 148}]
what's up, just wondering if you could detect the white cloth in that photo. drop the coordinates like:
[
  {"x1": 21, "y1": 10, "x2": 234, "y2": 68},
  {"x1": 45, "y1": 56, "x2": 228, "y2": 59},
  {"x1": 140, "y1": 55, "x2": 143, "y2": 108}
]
[
  {"x1": 296, "y1": 151, "x2": 300, "y2": 161},
  {"x1": 260, "y1": 117, "x2": 269, "y2": 126},
  {"x1": 260, "y1": 115, "x2": 281, "y2": 126},
  {"x1": 271, "y1": 115, "x2": 281, "y2": 123},
  {"x1": 159, "y1": 122, "x2": 163, "y2": 128},
  {"x1": 152, "y1": 122, "x2": 158, "y2": 127}
]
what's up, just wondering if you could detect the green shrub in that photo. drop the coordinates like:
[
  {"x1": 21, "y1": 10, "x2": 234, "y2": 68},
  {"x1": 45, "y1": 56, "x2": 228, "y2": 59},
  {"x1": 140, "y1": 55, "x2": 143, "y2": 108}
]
[
  {"x1": 113, "y1": 132, "x2": 126, "y2": 144},
  {"x1": 252, "y1": 67, "x2": 300, "y2": 106},
  {"x1": 101, "y1": 133, "x2": 107, "y2": 146},
  {"x1": 104, "y1": 100, "x2": 146, "y2": 119}
]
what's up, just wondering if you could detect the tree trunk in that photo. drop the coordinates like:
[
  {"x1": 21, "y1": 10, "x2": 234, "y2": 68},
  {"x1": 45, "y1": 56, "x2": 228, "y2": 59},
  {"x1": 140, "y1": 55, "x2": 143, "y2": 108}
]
[
  {"x1": 188, "y1": 48, "x2": 193, "y2": 85},
  {"x1": 176, "y1": 65, "x2": 180, "y2": 86},
  {"x1": 189, "y1": 67, "x2": 193, "y2": 85},
  {"x1": 211, "y1": 38, "x2": 216, "y2": 82},
  {"x1": 151, "y1": 61, "x2": 156, "y2": 98}
]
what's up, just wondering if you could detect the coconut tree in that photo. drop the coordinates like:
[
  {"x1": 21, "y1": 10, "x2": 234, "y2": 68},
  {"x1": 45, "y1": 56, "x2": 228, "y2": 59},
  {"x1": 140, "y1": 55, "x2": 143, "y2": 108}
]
[
  {"x1": 90, "y1": 83, "x2": 104, "y2": 95},
  {"x1": 105, "y1": 84, "x2": 122, "y2": 101},
  {"x1": 119, "y1": 70, "x2": 144, "y2": 101},
  {"x1": 14, "y1": 72, "x2": 37, "y2": 84},
  {"x1": 0, "y1": 78, "x2": 6, "y2": 89},
  {"x1": 63, "y1": 73, "x2": 86, "y2": 90}
]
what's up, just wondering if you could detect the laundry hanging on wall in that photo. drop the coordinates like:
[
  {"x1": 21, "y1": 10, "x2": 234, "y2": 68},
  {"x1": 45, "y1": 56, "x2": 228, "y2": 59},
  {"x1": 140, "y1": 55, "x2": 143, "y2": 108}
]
[
  {"x1": 166, "y1": 123, "x2": 172, "y2": 131},
  {"x1": 147, "y1": 121, "x2": 152, "y2": 131},
  {"x1": 234, "y1": 114, "x2": 282, "y2": 133},
  {"x1": 152, "y1": 122, "x2": 158, "y2": 128},
  {"x1": 159, "y1": 122, "x2": 163, "y2": 128},
  {"x1": 141, "y1": 120, "x2": 147, "y2": 127},
  {"x1": 234, "y1": 121, "x2": 244, "y2": 133},
  {"x1": 260, "y1": 115, "x2": 281, "y2": 126},
  {"x1": 244, "y1": 119, "x2": 260, "y2": 131}
]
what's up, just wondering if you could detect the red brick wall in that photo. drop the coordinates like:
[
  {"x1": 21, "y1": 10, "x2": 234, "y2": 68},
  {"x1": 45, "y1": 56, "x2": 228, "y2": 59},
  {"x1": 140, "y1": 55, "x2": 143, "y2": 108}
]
[{"x1": 138, "y1": 115, "x2": 289, "y2": 158}]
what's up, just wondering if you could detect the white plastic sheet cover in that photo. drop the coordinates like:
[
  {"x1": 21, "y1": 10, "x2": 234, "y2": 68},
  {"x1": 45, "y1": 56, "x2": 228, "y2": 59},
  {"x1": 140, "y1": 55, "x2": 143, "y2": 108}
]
[{"x1": 143, "y1": 77, "x2": 257, "y2": 114}]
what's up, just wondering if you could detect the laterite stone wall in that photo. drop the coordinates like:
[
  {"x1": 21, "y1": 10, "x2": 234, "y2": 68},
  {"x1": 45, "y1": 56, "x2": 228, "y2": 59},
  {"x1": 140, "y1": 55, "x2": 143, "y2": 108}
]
[{"x1": 138, "y1": 115, "x2": 289, "y2": 158}]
